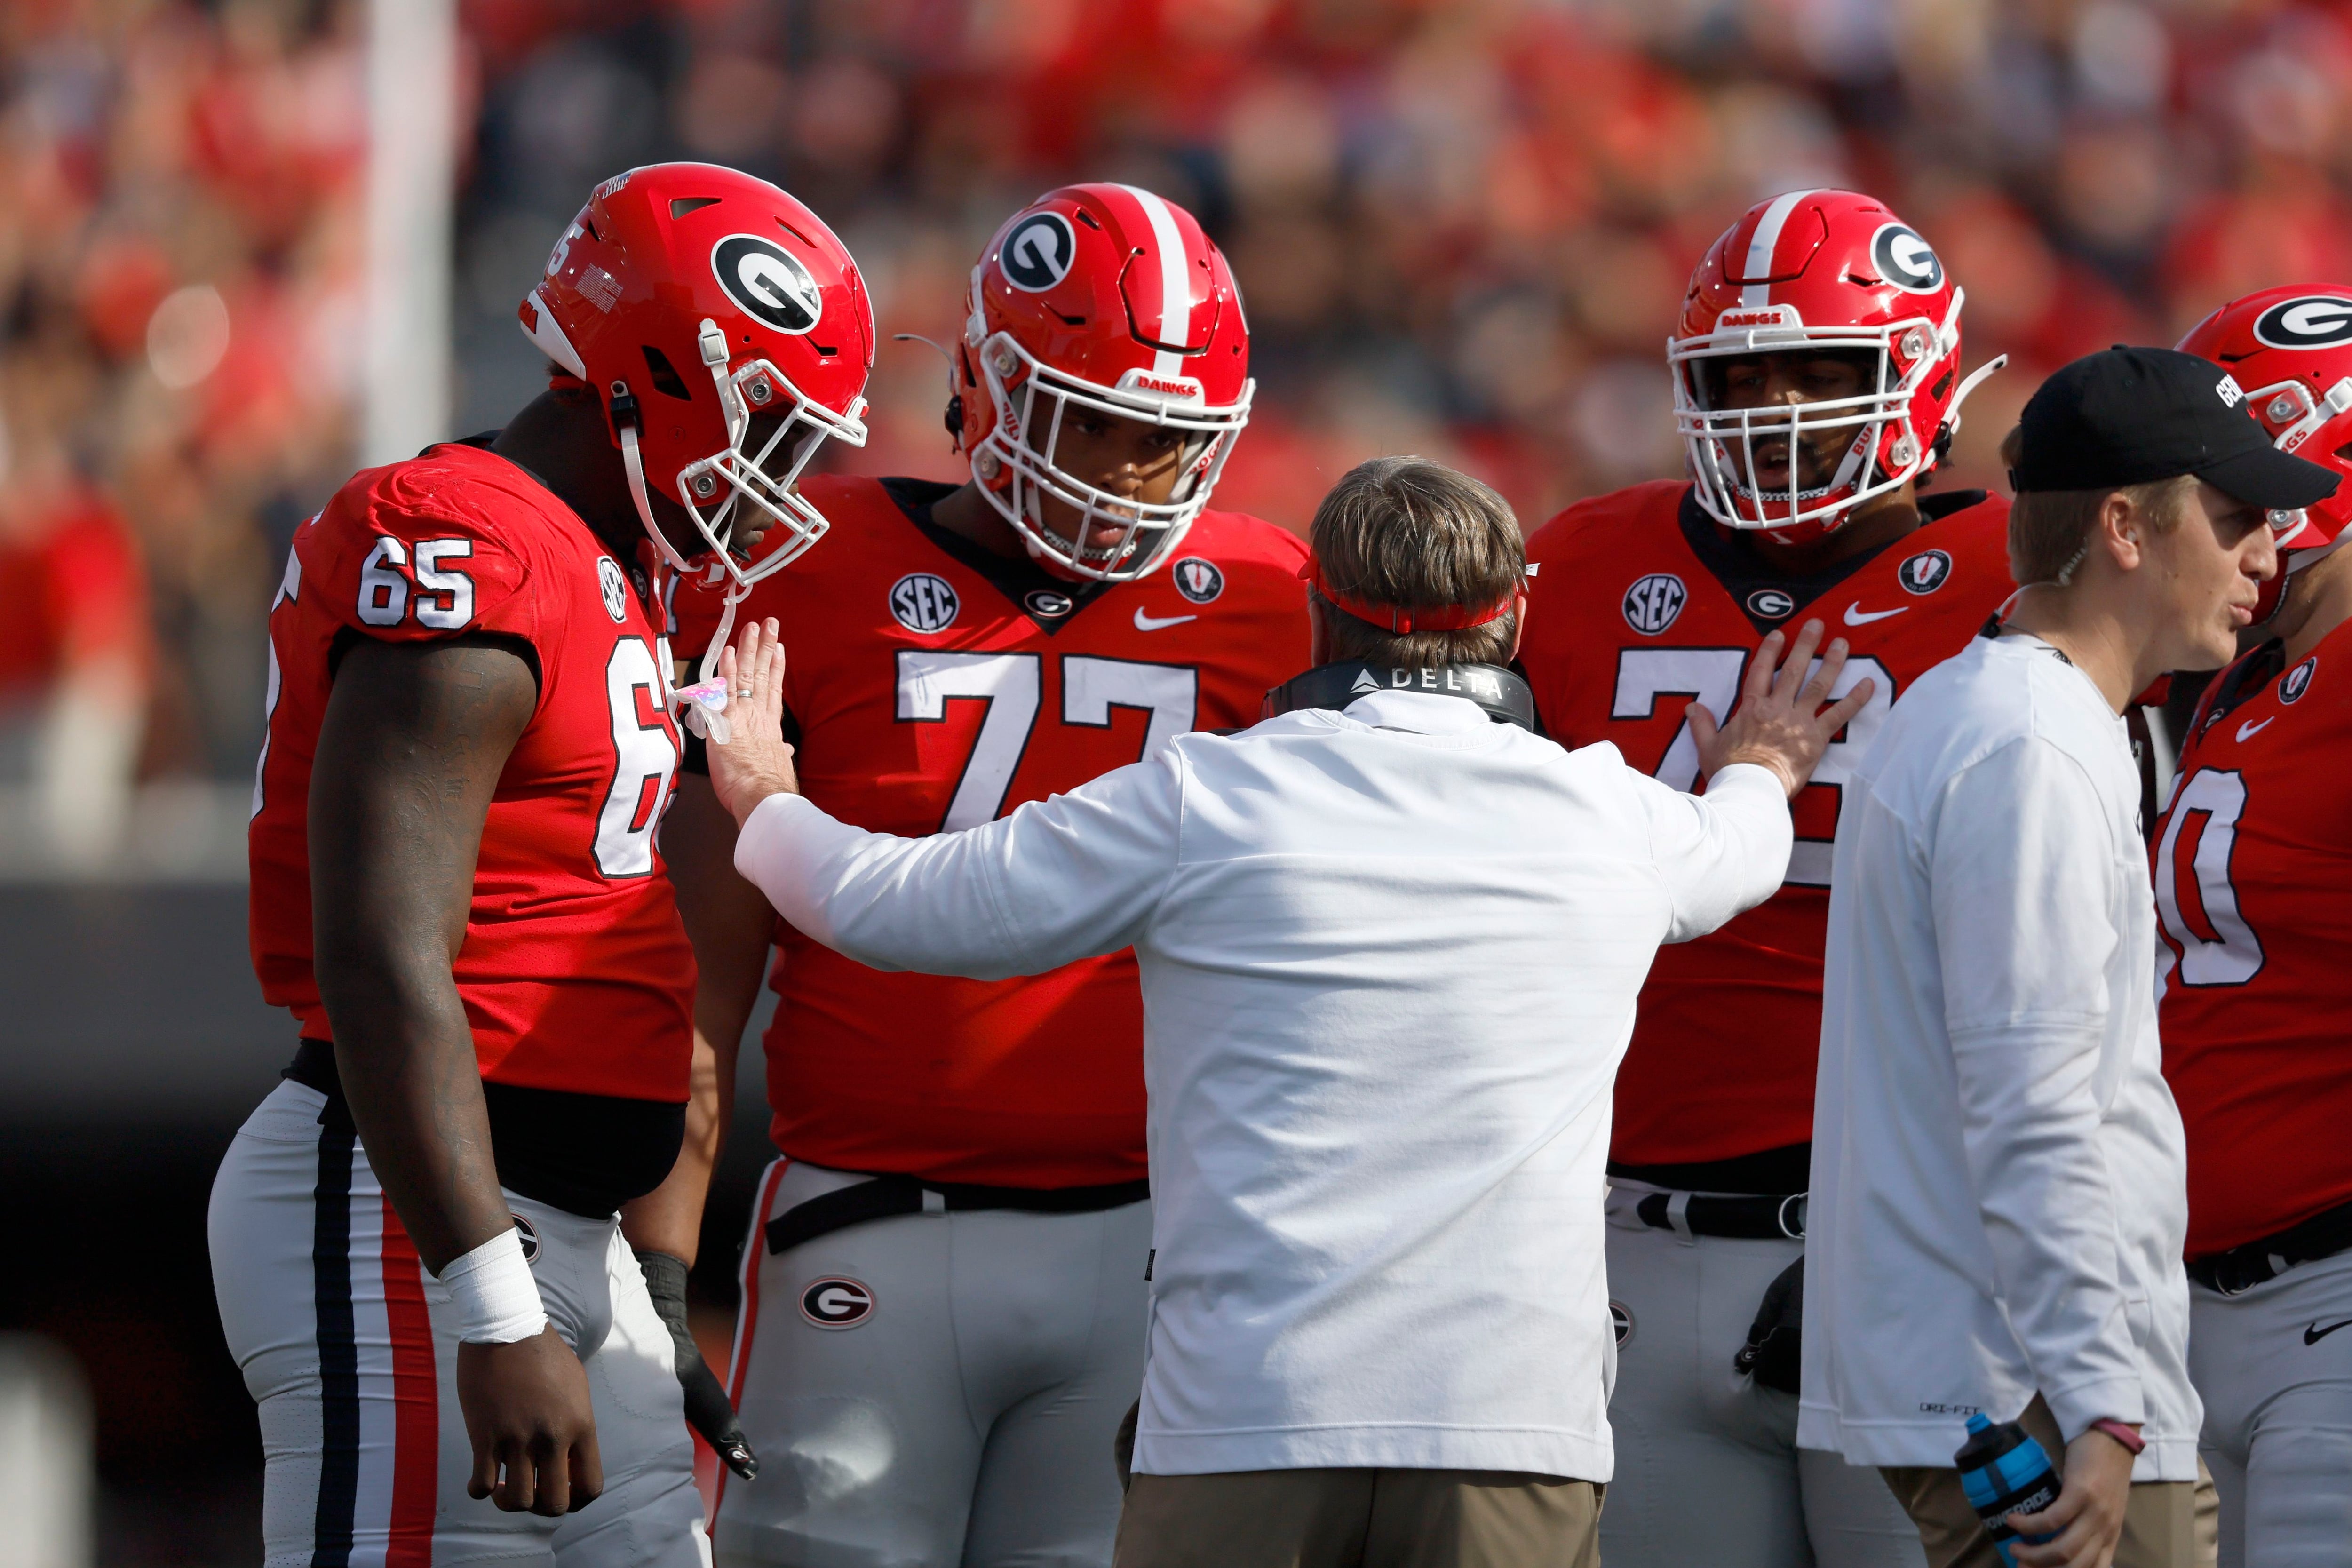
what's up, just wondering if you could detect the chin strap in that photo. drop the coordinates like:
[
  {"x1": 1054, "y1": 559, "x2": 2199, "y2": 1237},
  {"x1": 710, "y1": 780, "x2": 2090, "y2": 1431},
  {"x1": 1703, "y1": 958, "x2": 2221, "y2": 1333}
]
[{"x1": 1946, "y1": 354, "x2": 2008, "y2": 438}]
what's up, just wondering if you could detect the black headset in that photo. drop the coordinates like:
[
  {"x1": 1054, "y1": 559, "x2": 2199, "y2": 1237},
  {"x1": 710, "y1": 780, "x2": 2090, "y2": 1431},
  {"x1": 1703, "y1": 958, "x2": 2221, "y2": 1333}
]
[{"x1": 1261, "y1": 661, "x2": 1537, "y2": 732}]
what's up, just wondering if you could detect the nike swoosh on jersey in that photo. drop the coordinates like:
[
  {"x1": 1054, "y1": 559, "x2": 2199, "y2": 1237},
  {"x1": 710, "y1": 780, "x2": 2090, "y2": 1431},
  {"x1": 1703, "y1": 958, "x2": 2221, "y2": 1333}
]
[
  {"x1": 1133, "y1": 609, "x2": 1197, "y2": 631},
  {"x1": 2305, "y1": 1318, "x2": 2352, "y2": 1345},
  {"x1": 2237, "y1": 716, "x2": 2276, "y2": 742},
  {"x1": 1843, "y1": 602, "x2": 1910, "y2": 626}
]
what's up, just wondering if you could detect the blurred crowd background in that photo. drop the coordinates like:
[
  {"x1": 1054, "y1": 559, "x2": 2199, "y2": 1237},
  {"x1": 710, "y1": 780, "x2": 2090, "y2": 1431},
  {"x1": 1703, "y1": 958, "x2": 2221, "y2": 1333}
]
[
  {"x1": 7, "y1": 0, "x2": 2352, "y2": 1558},
  {"x1": 8, "y1": 0, "x2": 2352, "y2": 874}
]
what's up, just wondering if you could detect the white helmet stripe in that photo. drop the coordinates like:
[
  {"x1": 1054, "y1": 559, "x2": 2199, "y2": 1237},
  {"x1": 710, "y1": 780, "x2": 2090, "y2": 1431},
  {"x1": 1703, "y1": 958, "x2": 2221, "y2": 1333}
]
[
  {"x1": 1740, "y1": 189, "x2": 1819, "y2": 309},
  {"x1": 523, "y1": 287, "x2": 588, "y2": 378},
  {"x1": 1120, "y1": 183, "x2": 1192, "y2": 379}
]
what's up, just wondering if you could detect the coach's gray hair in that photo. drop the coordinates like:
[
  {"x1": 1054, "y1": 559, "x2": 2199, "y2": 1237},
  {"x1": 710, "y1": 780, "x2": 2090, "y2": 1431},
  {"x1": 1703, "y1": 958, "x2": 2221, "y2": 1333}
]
[{"x1": 1308, "y1": 456, "x2": 1525, "y2": 667}]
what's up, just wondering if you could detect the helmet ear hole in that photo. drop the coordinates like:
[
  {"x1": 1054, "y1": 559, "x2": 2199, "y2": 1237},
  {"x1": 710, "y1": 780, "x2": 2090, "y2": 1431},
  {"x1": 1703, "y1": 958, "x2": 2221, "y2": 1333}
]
[{"x1": 945, "y1": 394, "x2": 964, "y2": 447}]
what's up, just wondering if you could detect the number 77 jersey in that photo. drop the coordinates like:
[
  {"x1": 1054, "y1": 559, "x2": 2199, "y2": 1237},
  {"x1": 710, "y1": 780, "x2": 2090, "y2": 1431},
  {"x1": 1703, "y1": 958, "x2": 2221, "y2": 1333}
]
[
  {"x1": 672, "y1": 474, "x2": 1311, "y2": 1187},
  {"x1": 1518, "y1": 479, "x2": 2011, "y2": 1167},
  {"x1": 247, "y1": 440, "x2": 695, "y2": 1102}
]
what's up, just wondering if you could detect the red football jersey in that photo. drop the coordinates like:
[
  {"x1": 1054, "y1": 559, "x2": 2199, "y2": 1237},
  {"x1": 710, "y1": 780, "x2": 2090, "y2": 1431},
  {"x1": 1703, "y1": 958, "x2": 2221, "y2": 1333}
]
[
  {"x1": 250, "y1": 441, "x2": 694, "y2": 1103},
  {"x1": 1520, "y1": 480, "x2": 2013, "y2": 1166},
  {"x1": 674, "y1": 474, "x2": 1310, "y2": 1186},
  {"x1": 2156, "y1": 622, "x2": 2352, "y2": 1255}
]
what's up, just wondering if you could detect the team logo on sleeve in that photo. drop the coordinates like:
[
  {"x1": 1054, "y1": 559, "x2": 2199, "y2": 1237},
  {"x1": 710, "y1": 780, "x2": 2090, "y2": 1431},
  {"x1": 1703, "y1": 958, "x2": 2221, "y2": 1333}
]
[
  {"x1": 1897, "y1": 548, "x2": 1953, "y2": 595},
  {"x1": 1746, "y1": 588, "x2": 1796, "y2": 620},
  {"x1": 799, "y1": 1276, "x2": 874, "y2": 1329},
  {"x1": 2281, "y1": 655, "x2": 2319, "y2": 703},
  {"x1": 1171, "y1": 557, "x2": 1225, "y2": 604},
  {"x1": 1870, "y1": 223, "x2": 1944, "y2": 294},
  {"x1": 998, "y1": 212, "x2": 1077, "y2": 293},
  {"x1": 711, "y1": 234, "x2": 822, "y2": 334},
  {"x1": 889, "y1": 573, "x2": 960, "y2": 633},
  {"x1": 1623, "y1": 573, "x2": 1687, "y2": 635},
  {"x1": 597, "y1": 557, "x2": 630, "y2": 622},
  {"x1": 2253, "y1": 296, "x2": 2352, "y2": 350}
]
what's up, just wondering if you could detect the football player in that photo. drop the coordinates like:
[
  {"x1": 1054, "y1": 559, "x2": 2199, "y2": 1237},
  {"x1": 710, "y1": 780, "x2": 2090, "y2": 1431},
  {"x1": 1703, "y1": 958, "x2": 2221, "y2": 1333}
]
[
  {"x1": 1516, "y1": 189, "x2": 2010, "y2": 1568},
  {"x1": 651, "y1": 183, "x2": 1310, "y2": 1566},
  {"x1": 209, "y1": 163, "x2": 873, "y2": 1567},
  {"x1": 2162, "y1": 285, "x2": 2352, "y2": 1568}
]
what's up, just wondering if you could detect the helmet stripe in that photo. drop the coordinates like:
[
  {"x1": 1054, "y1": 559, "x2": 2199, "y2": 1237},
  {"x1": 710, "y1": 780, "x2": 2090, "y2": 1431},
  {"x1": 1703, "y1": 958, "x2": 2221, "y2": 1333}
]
[
  {"x1": 1740, "y1": 189, "x2": 1819, "y2": 308},
  {"x1": 1120, "y1": 183, "x2": 1192, "y2": 378}
]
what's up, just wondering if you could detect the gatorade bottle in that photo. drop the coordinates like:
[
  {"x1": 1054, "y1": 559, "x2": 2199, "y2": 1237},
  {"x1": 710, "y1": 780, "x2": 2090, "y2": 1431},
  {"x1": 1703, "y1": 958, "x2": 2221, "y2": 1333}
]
[{"x1": 1955, "y1": 1413, "x2": 2060, "y2": 1566}]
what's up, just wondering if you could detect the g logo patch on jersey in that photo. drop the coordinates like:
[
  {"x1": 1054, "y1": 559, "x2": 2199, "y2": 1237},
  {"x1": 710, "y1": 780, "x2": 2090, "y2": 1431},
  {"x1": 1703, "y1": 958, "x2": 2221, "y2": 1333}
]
[
  {"x1": 2254, "y1": 296, "x2": 2352, "y2": 351},
  {"x1": 799, "y1": 1276, "x2": 874, "y2": 1329},
  {"x1": 1025, "y1": 588, "x2": 1075, "y2": 619},
  {"x1": 999, "y1": 212, "x2": 1077, "y2": 293},
  {"x1": 2281, "y1": 655, "x2": 2319, "y2": 703},
  {"x1": 1746, "y1": 588, "x2": 1796, "y2": 620},
  {"x1": 1623, "y1": 573, "x2": 1687, "y2": 635},
  {"x1": 1870, "y1": 223, "x2": 1944, "y2": 294},
  {"x1": 597, "y1": 556, "x2": 629, "y2": 622},
  {"x1": 890, "y1": 572, "x2": 960, "y2": 634},
  {"x1": 1171, "y1": 557, "x2": 1224, "y2": 604},
  {"x1": 711, "y1": 234, "x2": 822, "y2": 334},
  {"x1": 1898, "y1": 548, "x2": 1953, "y2": 595}
]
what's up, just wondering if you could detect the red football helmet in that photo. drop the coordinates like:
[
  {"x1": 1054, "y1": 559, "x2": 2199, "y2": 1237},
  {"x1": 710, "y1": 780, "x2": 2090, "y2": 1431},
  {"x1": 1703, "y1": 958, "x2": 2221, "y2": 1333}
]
[
  {"x1": 2177, "y1": 284, "x2": 2352, "y2": 622},
  {"x1": 953, "y1": 183, "x2": 1252, "y2": 581},
  {"x1": 1670, "y1": 188, "x2": 2004, "y2": 543},
  {"x1": 519, "y1": 162, "x2": 873, "y2": 589}
]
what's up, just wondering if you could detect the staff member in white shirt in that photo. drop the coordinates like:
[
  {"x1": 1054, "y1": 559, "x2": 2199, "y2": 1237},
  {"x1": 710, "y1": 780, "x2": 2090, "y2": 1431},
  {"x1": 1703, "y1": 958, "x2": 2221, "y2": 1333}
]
[
  {"x1": 1804, "y1": 348, "x2": 2334, "y2": 1568},
  {"x1": 700, "y1": 455, "x2": 1872, "y2": 1568}
]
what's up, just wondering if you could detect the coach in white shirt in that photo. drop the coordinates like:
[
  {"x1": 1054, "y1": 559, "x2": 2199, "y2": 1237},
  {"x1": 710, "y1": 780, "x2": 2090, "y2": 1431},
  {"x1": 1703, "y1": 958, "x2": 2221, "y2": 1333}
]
[
  {"x1": 704, "y1": 456, "x2": 1872, "y2": 1568},
  {"x1": 1804, "y1": 349, "x2": 2335, "y2": 1568}
]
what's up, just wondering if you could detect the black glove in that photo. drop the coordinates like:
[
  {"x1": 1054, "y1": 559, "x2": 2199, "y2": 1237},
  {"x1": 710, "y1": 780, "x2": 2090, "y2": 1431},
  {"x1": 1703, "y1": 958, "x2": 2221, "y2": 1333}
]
[
  {"x1": 1733, "y1": 1256, "x2": 1804, "y2": 1396},
  {"x1": 636, "y1": 1249, "x2": 758, "y2": 1479}
]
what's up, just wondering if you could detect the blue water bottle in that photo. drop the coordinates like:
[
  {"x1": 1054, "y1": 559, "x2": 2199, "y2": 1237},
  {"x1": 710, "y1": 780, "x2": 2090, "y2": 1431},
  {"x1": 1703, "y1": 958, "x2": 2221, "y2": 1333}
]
[{"x1": 1955, "y1": 1412, "x2": 2061, "y2": 1566}]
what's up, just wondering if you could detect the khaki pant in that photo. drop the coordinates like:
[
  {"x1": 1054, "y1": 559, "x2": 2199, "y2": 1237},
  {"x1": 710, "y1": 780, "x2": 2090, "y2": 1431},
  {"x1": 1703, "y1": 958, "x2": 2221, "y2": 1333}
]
[
  {"x1": 1112, "y1": 1468, "x2": 1604, "y2": 1568},
  {"x1": 1879, "y1": 1396, "x2": 2217, "y2": 1568}
]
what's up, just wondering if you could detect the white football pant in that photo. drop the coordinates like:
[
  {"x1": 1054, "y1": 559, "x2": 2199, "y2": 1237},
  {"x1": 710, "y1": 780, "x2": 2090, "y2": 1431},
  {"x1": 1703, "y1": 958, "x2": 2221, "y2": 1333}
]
[
  {"x1": 2193, "y1": 1246, "x2": 2352, "y2": 1567},
  {"x1": 209, "y1": 1080, "x2": 711, "y2": 1568},
  {"x1": 713, "y1": 1158, "x2": 1149, "y2": 1568},
  {"x1": 1602, "y1": 1182, "x2": 1927, "y2": 1568}
]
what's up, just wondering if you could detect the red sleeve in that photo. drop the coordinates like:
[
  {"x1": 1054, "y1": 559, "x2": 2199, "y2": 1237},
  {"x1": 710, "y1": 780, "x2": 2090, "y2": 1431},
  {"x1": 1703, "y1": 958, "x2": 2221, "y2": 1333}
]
[{"x1": 301, "y1": 466, "x2": 539, "y2": 646}]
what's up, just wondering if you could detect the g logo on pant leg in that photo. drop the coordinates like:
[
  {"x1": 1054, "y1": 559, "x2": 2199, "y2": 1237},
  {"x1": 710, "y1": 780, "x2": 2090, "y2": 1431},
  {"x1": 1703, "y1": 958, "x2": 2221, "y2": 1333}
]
[{"x1": 799, "y1": 1277, "x2": 874, "y2": 1329}]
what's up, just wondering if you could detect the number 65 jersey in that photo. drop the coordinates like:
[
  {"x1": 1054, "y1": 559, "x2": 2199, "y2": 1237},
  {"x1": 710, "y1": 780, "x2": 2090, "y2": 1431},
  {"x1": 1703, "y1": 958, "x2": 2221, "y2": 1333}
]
[
  {"x1": 248, "y1": 440, "x2": 694, "y2": 1103},
  {"x1": 2156, "y1": 624, "x2": 2352, "y2": 1257},
  {"x1": 1519, "y1": 479, "x2": 2011, "y2": 1168},
  {"x1": 673, "y1": 473, "x2": 1311, "y2": 1188}
]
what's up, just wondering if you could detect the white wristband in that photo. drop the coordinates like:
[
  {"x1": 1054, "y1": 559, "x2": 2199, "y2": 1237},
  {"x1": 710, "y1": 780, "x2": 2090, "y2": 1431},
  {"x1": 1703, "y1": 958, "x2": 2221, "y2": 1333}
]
[{"x1": 438, "y1": 1227, "x2": 548, "y2": 1345}]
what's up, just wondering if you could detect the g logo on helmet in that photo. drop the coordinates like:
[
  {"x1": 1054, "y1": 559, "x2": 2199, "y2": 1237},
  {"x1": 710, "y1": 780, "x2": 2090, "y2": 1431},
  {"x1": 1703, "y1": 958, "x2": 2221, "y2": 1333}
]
[
  {"x1": 799, "y1": 1276, "x2": 874, "y2": 1330},
  {"x1": 2252, "y1": 296, "x2": 2352, "y2": 351},
  {"x1": 1870, "y1": 223, "x2": 1944, "y2": 294},
  {"x1": 999, "y1": 212, "x2": 1077, "y2": 294},
  {"x1": 1623, "y1": 573, "x2": 1687, "y2": 635},
  {"x1": 711, "y1": 234, "x2": 822, "y2": 334}
]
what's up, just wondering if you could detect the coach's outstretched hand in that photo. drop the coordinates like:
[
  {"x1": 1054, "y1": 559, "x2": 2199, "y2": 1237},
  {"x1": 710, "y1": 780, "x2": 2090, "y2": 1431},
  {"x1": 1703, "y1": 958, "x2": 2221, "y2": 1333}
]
[
  {"x1": 1689, "y1": 618, "x2": 1876, "y2": 798},
  {"x1": 706, "y1": 617, "x2": 801, "y2": 828}
]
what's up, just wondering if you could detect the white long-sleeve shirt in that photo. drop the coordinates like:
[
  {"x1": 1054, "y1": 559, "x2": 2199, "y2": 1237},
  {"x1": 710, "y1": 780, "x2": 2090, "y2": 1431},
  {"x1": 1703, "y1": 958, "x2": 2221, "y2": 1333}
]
[
  {"x1": 733, "y1": 687, "x2": 1793, "y2": 1480},
  {"x1": 1801, "y1": 634, "x2": 2199, "y2": 1480}
]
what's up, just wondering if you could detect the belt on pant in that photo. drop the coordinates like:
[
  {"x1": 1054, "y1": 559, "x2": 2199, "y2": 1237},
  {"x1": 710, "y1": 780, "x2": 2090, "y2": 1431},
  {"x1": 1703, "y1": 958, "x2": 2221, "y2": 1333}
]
[
  {"x1": 765, "y1": 1172, "x2": 1149, "y2": 1256},
  {"x1": 1635, "y1": 1189, "x2": 1807, "y2": 1241},
  {"x1": 2187, "y1": 1197, "x2": 2352, "y2": 1296}
]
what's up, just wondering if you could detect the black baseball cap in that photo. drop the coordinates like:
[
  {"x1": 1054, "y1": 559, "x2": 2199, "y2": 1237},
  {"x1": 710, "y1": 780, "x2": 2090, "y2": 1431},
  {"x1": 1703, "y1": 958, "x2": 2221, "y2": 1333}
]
[{"x1": 2010, "y1": 345, "x2": 2339, "y2": 509}]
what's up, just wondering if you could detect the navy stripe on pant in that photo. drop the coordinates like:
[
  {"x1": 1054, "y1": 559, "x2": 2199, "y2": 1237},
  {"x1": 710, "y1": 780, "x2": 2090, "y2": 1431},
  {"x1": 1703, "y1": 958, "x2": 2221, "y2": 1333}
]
[{"x1": 310, "y1": 1119, "x2": 358, "y2": 1568}]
